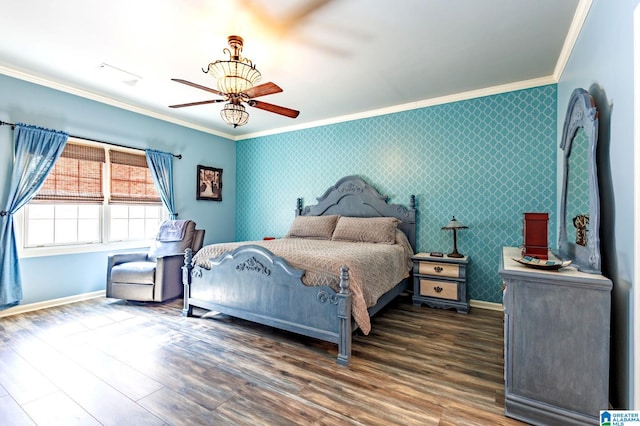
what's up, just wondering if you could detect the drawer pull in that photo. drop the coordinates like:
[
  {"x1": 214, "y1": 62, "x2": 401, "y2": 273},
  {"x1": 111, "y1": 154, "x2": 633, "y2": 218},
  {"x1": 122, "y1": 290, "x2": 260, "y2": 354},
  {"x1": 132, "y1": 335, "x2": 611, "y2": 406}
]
[
  {"x1": 434, "y1": 286, "x2": 443, "y2": 293},
  {"x1": 434, "y1": 266, "x2": 443, "y2": 273}
]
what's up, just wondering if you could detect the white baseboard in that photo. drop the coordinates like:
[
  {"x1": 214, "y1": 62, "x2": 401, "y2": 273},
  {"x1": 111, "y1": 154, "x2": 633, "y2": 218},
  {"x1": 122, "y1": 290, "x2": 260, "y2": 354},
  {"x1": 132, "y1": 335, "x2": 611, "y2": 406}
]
[
  {"x1": 470, "y1": 299, "x2": 503, "y2": 311},
  {"x1": 0, "y1": 290, "x2": 106, "y2": 318}
]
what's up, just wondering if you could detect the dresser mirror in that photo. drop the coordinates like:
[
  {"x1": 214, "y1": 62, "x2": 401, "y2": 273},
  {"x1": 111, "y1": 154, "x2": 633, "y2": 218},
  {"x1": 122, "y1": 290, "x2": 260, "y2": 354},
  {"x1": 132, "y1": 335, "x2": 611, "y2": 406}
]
[
  {"x1": 565, "y1": 128, "x2": 590, "y2": 248},
  {"x1": 558, "y1": 88, "x2": 601, "y2": 273}
]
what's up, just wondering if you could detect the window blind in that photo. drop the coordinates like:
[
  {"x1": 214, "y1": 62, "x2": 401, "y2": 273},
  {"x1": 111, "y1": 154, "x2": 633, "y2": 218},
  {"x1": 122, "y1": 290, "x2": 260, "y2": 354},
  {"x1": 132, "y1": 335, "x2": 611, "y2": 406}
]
[
  {"x1": 109, "y1": 150, "x2": 161, "y2": 204},
  {"x1": 33, "y1": 142, "x2": 105, "y2": 203}
]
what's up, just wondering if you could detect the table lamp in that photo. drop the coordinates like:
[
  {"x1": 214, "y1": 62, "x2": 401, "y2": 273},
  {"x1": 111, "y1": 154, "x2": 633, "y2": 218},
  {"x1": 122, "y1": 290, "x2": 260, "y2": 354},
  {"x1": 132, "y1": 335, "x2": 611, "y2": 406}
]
[{"x1": 441, "y1": 216, "x2": 468, "y2": 258}]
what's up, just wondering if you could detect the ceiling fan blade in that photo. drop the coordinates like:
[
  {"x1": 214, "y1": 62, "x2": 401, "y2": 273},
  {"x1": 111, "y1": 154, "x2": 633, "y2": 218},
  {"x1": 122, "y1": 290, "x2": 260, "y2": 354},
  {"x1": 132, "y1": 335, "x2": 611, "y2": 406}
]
[
  {"x1": 240, "y1": 0, "x2": 333, "y2": 31},
  {"x1": 243, "y1": 82, "x2": 283, "y2": 99},
  {"x1": 283, "y1": 0, "x2": 334, "y2": 27},
  {"x1": 171, "y1": 78, "x2": 225, "y2": 96},
  {"x1": 169, "y1": 99, "x2": 225, "y2": 108},
  {"x1": 248, "y1": 100, "x2": 300, "y2": 118}
]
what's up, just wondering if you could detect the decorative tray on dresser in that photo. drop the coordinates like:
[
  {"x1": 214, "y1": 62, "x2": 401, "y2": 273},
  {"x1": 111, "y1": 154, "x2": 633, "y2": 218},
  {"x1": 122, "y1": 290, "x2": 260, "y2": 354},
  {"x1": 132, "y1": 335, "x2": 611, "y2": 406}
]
[{"x1": 499, "y1": 247, "x2": 612, "y2": 426}]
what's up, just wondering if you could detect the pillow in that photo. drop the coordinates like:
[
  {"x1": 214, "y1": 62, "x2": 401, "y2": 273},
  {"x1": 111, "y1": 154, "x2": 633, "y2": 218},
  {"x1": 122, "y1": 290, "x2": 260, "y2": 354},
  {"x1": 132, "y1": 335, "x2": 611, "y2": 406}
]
[
  {"x1": 331, "y1": 216, "x2": 401, "y2": 244},
  {"x1": 285, "y1": 214, "x2": 340, "y2": 240},
  {"x1": 147, "y1": 220, "x2": 196, "y2": 260}
]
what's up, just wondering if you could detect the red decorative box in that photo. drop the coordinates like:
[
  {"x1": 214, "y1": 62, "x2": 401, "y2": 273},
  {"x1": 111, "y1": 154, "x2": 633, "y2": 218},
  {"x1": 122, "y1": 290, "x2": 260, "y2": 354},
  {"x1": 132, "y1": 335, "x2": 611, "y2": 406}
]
[{"x1": 522, "y1": 212, "x2": 549, "y2": 260}]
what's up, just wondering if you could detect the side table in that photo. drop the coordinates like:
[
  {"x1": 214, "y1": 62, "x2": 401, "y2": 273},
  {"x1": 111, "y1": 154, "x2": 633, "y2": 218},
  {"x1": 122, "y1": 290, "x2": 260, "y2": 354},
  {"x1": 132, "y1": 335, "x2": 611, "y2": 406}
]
[{"x1": 411, "y1": 253, "x2": 469, "y2": 313}]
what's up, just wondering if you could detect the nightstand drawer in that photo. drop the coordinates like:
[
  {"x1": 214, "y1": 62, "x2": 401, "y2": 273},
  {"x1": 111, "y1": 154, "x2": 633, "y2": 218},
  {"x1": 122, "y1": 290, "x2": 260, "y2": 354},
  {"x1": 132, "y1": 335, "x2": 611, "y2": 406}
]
[
  {"x1": 416, "y1": 261, "x2": 461, "y2": 278},
  {"x1": 419, "y1": 279, "x2": 458, "y2": 300}
]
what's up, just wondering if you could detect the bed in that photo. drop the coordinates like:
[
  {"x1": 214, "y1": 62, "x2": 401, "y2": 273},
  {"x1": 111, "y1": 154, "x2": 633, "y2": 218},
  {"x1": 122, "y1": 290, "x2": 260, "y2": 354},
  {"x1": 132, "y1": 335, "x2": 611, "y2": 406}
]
[{"x1": 181, "y1": 175, "x2": 416, "y2": 365}]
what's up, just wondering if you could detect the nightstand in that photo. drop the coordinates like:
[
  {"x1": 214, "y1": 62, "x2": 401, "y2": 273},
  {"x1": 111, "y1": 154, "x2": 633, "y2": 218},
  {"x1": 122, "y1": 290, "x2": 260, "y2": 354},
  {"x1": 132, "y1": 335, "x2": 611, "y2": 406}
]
[{"x1": 411, "y1": 253, "x2": 469, "y2": 313}]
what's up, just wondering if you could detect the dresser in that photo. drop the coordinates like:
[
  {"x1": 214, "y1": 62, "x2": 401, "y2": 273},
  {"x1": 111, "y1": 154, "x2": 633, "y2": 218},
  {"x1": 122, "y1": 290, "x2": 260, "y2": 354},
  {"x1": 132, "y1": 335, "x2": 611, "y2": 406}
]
[
  {"x1": 499, "y1": 247, "x2": 612, "y2": 425},
  {"x1": 412, "y1": 253, "x2": 469, "y2": 313}
]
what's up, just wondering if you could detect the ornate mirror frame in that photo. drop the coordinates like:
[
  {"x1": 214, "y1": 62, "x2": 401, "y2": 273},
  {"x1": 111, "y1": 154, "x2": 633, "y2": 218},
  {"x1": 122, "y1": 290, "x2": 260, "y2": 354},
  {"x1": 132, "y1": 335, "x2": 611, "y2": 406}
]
[{"x1": 558, "y1": 88, "x2": 601, "y2": 273}]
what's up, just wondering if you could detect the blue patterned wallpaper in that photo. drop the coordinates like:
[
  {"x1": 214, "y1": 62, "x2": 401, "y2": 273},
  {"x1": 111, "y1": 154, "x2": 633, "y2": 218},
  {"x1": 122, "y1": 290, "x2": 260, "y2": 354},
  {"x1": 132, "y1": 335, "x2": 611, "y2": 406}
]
[{"x1": 236, "y1": 85, "x2": 557, "y2": 303}]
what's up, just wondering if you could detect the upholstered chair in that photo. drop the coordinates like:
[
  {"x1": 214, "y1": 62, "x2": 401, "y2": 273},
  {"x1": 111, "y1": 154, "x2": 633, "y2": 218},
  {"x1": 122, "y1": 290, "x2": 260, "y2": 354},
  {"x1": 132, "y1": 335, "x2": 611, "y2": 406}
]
[{"x1": 106, "y1": 220, "x2": 205, "y2": 302}]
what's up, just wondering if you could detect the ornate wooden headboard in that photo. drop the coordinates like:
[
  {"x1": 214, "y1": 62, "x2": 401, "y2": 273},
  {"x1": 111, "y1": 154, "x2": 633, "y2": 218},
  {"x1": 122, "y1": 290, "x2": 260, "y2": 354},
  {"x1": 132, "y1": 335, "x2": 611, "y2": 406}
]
[{"x1": 296, "y1": 175, "x2": 417, "y2": 251}]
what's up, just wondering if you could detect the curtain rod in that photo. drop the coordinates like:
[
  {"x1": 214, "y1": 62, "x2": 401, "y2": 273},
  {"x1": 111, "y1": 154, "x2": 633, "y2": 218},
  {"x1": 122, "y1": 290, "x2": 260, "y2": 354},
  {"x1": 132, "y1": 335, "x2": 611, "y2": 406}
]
[{"x1": 0, "y1": 120, "x2": 182, "y2": 159}]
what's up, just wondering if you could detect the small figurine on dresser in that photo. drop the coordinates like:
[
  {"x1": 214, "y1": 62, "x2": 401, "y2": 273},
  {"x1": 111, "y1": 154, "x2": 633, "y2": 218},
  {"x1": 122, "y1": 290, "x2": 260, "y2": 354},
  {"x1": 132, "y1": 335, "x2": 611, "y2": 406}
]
[{"x1": 573, "y1": 214, "x2": 589, "y2": 246}]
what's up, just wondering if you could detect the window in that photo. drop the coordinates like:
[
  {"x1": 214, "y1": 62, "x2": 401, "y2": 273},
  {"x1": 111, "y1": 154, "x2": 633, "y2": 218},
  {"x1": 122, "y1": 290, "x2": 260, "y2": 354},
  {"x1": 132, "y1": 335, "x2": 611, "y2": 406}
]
[
  {"x1": 109, "y1": 205, "x2": 164, "y2": 241},
  {"x1": 22, "y1": 138, "x2": 166, "y2": 251}
]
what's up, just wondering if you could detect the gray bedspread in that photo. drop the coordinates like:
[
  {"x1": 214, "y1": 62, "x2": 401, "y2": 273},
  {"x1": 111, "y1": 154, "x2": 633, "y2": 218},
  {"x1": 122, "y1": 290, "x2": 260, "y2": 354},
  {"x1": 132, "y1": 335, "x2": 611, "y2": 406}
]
[{"x1": 192, "y1": 231, "x2": 414, "y2": 334}]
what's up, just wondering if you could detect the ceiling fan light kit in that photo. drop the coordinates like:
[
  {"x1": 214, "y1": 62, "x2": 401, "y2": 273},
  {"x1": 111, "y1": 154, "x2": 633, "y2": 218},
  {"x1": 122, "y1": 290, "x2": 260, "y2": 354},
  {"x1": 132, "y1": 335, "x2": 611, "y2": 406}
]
[
  {"x1": 205, "y1": 35, "x2": 261, "y2": 94},
  {"x1": 170, "y1": 35, "x2": 299, "y2": 128},
  {"x1": 220, "y1": 102, "x2": 249, "y2": 127}
]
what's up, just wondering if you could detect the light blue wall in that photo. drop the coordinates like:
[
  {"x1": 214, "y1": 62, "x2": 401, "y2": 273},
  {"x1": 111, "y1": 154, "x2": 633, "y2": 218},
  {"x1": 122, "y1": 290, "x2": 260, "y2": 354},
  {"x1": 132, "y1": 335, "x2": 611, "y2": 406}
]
[
  {"x1": 237, "y1": 85, "x2": 557, "y2": 305},
  {"x1": 0, "y1": 73, "x2": 236, "y2": 305},
  {"x1": 557, "y1": 0, "x2": 638, "y2": 409}
]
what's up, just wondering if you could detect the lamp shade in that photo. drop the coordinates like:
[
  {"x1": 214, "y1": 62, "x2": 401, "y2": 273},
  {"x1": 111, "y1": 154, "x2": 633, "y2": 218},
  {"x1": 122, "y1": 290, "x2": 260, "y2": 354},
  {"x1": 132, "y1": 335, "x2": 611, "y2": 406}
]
[{"x1": 441, "y1": 216, "x2": 468, "y2": 230}]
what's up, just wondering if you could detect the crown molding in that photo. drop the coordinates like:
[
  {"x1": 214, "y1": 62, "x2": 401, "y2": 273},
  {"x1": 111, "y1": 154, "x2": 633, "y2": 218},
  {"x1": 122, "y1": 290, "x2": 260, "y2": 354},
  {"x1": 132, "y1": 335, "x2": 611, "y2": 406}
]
[
  {"x1": 0, "y1": 65, "x2": 236, "y2": 140},
  {"x1": 0, "y1": 63, "x2": 559, "y2": 143},
  {"x1": 236, "y1": 75, "x2": 557, "y2": 141},
  {"x1": 553, "y1": 0, "x2": 592, "y2": 80}
]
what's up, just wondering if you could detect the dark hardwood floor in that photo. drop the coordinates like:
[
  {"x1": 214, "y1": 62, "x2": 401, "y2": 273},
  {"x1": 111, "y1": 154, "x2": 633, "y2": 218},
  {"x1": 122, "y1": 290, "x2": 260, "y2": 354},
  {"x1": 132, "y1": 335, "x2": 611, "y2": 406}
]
[{"x1": 0, "y1": 295, "x2": 526, "y2": 425}]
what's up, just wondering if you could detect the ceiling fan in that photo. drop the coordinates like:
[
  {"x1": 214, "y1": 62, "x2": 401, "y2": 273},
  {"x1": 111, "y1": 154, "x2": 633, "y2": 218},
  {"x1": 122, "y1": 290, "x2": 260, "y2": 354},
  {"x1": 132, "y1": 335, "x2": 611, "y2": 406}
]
[{"x1": 169, "y1": 35, "x2": 299, "y2": 128}]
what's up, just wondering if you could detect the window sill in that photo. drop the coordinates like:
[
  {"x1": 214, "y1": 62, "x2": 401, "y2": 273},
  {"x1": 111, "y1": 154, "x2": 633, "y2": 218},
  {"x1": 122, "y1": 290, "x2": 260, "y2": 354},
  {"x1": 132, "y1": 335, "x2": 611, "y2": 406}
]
[{"x1": 19, "y1": 240, "x2": 153, "y2": 258}]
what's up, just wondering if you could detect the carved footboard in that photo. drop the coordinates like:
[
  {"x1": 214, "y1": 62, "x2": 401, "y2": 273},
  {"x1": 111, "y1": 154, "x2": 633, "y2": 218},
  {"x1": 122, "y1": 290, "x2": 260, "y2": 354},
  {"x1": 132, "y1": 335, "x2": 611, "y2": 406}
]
[{"x1": 182, "y1": 245, "x2": 353, "y2": 365}]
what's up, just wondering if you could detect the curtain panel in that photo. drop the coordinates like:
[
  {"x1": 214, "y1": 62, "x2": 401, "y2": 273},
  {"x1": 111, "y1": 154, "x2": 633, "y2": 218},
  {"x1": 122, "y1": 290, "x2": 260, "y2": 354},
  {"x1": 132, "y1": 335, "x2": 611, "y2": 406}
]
[
  {"x1": 0, "y1": 123, "x2": 68, "y2": 309},
  {"x1": 145, "y1": 149, "x2": 177, "y2": 219}
]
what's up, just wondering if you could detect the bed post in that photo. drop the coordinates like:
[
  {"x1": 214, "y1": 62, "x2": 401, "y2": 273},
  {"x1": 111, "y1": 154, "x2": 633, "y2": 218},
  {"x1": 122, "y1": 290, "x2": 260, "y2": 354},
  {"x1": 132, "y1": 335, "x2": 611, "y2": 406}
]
[
  {"x1": 182, "y1": 248, "x2": 193, "y2": 317},
  {"x1": 337, "y1": 265, "x2": 352, "y2": 366},
  {"x1": 296, "y1": 197, "x2": 303, "y2": 216},
  {"x1": 408, "y1": 194, "x2": 417, "y2": 252}
]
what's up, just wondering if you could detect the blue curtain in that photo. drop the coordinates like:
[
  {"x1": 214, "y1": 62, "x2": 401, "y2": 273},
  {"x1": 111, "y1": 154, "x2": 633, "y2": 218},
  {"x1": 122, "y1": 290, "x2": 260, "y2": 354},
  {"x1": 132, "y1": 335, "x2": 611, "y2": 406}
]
[
  {"x1": 145, "y1": 149, "x2": 177, "y2": 219},
  {"x1": 0, "y1": 123, "x2": 68, "y2": 309}
]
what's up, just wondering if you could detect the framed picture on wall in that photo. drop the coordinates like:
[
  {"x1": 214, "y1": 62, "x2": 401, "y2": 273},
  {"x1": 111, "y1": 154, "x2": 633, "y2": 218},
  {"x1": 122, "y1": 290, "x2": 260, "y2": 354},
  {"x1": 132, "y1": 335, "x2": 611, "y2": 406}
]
[{"x1": 197, "y1": 165, "x2": 222, "y2": 201}]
